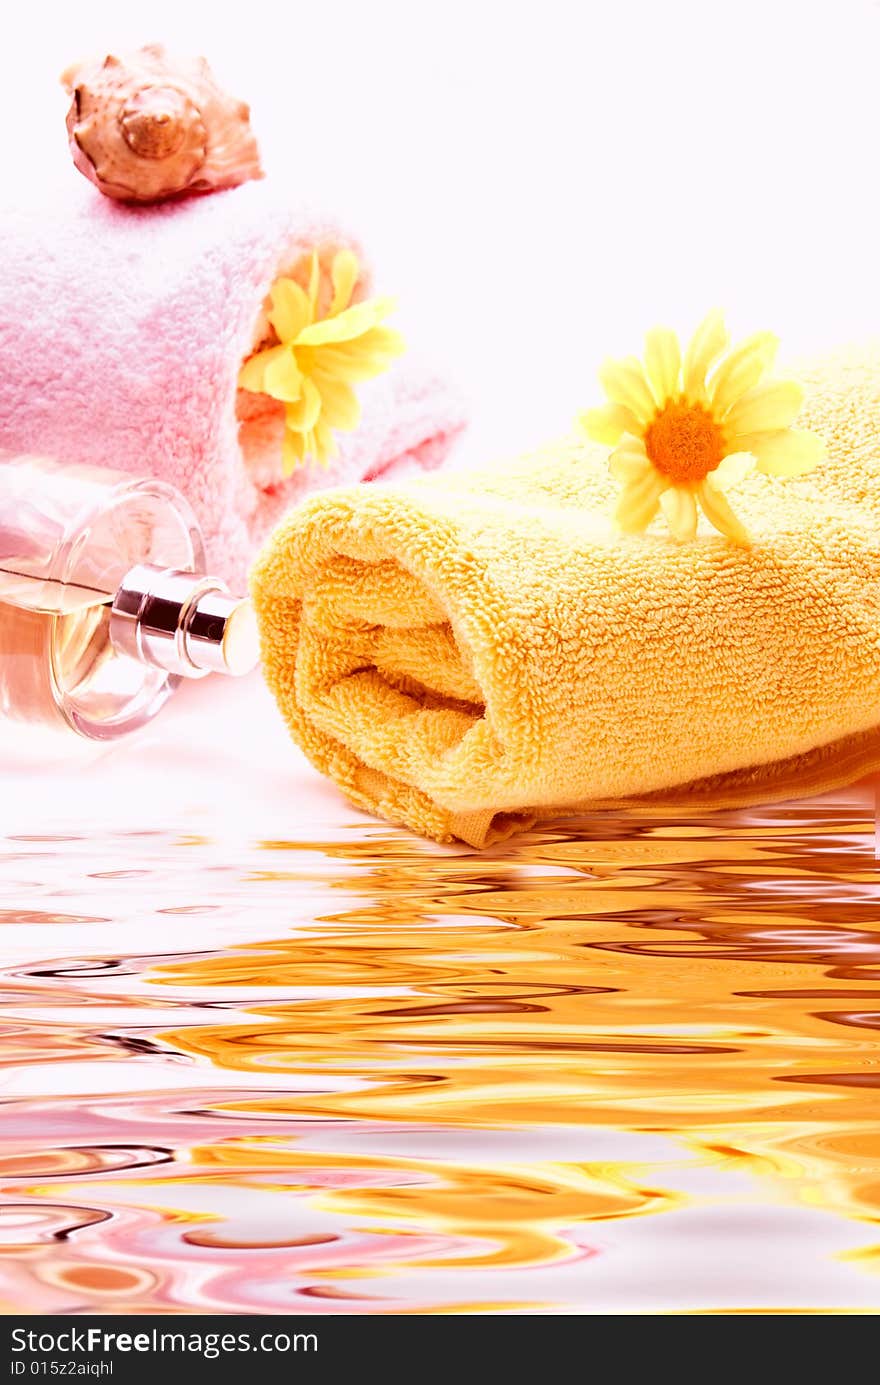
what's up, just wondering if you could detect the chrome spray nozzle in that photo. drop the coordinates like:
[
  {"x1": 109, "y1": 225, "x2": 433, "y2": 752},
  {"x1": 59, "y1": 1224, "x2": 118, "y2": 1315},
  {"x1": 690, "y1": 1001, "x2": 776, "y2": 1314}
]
[{"x1": 109, "y1": 564, "x2": 259, "y2": 678}]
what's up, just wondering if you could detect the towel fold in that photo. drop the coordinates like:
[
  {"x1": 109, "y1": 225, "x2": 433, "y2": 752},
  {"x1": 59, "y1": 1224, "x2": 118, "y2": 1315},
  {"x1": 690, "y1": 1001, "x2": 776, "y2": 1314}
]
[
  {"x1": 251, "y1": 343, "x2": 880, "y2": 846},
  {"x1": 0, "y1": 180, "x2": 465, "y2": 584}
]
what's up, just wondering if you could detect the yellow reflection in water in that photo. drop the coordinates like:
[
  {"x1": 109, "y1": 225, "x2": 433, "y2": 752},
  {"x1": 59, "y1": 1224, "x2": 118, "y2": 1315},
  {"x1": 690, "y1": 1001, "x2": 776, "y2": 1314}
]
[{"x1": 153, "y1": 806, "x2": 880, "y2": 1298}]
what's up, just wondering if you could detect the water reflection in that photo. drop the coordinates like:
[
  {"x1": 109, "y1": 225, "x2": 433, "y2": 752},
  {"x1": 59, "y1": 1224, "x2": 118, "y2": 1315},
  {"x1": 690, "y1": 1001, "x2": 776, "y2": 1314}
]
[{"x1": 1, "y1": 800, "x2": 880, "y2": 1312}]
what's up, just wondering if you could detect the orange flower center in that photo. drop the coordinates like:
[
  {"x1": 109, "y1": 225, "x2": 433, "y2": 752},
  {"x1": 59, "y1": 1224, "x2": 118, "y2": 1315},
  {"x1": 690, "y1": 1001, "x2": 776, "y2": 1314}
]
[{"x1": 644, "y1": 399, "x2": 726, "y2": 482}]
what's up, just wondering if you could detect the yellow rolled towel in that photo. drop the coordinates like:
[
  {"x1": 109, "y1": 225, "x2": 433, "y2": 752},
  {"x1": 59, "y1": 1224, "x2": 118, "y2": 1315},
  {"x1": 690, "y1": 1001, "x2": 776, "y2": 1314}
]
[{"x1": 251, "y1": 343, "x2": 880, "y2": 846}]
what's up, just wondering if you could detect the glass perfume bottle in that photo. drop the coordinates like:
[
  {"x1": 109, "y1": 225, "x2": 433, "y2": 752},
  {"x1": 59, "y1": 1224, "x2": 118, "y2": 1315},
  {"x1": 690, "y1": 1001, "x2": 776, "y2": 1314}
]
[{"x1": 0, "y1": 454, "x2": 258, "y2": 742}]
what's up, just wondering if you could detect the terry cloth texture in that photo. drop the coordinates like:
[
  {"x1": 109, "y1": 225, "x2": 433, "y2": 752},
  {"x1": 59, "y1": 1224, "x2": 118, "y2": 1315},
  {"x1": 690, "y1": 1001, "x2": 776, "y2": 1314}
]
[
  {"x1": 0, "y1": 180, "x2": 465, "y2": 586},
  {"x1": 251, "y1": 342, "x2": 880, "y2": 846}
]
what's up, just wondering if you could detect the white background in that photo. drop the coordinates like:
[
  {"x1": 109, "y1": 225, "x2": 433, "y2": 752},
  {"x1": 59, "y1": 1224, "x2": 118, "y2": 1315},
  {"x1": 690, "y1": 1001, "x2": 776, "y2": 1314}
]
[
  {"x1": 6, "y1": 0, "x2": 880, "y2": 461},
  {"x1": 2, "y1": 0, "x2": 879, "y2": 828}
]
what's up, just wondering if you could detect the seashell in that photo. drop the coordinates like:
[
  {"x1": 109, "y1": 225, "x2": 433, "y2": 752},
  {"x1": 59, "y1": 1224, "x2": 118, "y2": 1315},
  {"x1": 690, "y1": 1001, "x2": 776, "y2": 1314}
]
[{"x1": 62, "y1": 44, "x2": 263, "y2": 203}]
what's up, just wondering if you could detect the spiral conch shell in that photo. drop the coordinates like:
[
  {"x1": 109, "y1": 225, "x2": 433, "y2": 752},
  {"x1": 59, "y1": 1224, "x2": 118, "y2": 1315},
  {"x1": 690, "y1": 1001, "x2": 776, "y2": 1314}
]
[{"x1": 62, "y1": 44, "x2": 263, "y2": 203}]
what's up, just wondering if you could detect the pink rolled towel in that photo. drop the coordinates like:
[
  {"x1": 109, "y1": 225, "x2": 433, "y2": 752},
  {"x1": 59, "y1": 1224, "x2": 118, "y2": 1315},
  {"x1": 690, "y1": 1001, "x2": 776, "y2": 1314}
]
[{"x1": 0, "y1": 180, "x2": 465, "y2": 583}]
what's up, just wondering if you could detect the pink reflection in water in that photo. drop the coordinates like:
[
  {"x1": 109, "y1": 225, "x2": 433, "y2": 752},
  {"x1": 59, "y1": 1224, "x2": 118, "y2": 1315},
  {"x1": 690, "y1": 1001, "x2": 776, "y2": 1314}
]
[{"x1": 2, "y1": 799, "x2": 880, "y2": 1314}]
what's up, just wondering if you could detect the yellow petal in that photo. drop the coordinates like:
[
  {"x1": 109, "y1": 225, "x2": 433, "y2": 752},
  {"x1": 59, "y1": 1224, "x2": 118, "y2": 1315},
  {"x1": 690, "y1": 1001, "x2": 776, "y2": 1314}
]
[
  {"x1": 297, "y1": 328, "x2": 404, "y2": 385},
  {"x1": 579, "y1": 403, "x2": 644, "y2": 445},
  {"x1": 267, "y1": 278, "x2": 311, "y2": 343},
  {"x1": 330, "y1": 249, "x2": 360, "y2": 316},
  {"x1": 298, "y1": 296, "x2": 398, "y2": 347},
  {"x1": 682, "y1": 309, "x2": 729, "y2": 402},
  {"x1": 306, "y1": 334, "x2": 405, "y2": 389},
  {"x1": 615, "y1": 469, "x2": 666, "y2": 533},
  {"x1": 598, "y1": 356, "x2": 657, "y2": 425},
  {"x1": 309, "y1": 416, "x2": 338, "y2": 469},
  {"x1": 733, "y1": 428, "x2": 825, "y2": 478},
  {"x1": 659, "y1": 485, "x2": 698, "y2": 541},
  {"x1": 357, "y1": 325, "x2": 406, "y2": 358},
  {"x1": 724, "y1": 379, "x2": 804, "y2": 436},
  {"x1": 304, "y1": 327, "x2": 406, "y2": 383},
  {"x1": 609, "y1": 438, "x2": 650, "y2": 482},
  {"x1": 644, "y1": 328, "x2": 681, "y2": 406},
  {"x1": 696, "y1": 480, "x2": 752, "y2": 546},
  {"x1": 262, "y1": 347, "x2": 304, "y2": 403},
  {"x1": 707, "y1": 451, "x2": 755, "y2": 490},
  {"x1": 284, "y1": 376, "x2": 322, "y2": 433},
  {"x1": 281, "y1": 427, "x2": 307, "y2": 476},
  {"x1": 238, "y1": 355, "x2": 267, "y2": 394},
  {"x1": 311, "y1": 371, "x2": 361, "y2": 432},
  {"x1": 238, "y1": 343, "x2": 288, "y2": 394},
  {"x1": 709, "y1": 331, "x2": 778, "y2": 415}
]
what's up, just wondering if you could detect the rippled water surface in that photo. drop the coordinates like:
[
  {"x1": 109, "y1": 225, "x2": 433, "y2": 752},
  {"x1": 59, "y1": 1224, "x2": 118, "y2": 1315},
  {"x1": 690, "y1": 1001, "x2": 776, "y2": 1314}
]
[{"x1": 3, "y1": 798, "x2": 880, "y2": 1314}]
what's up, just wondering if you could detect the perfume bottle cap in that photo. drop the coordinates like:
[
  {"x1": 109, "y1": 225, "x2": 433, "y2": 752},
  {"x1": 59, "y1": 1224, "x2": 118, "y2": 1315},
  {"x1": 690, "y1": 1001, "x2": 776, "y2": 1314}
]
[{"x1": 109, "y1": 564, "x2": 259, "y2": 678}]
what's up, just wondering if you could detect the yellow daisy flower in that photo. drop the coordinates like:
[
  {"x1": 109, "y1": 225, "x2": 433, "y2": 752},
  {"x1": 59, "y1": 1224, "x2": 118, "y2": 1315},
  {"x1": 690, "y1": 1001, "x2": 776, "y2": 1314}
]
[
  {"x1": 580, "y1": 310, "x2": 825, "y2": 545},
  {"x1": 239, "y1": 250, "x2": 405, "y2": 474}
]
